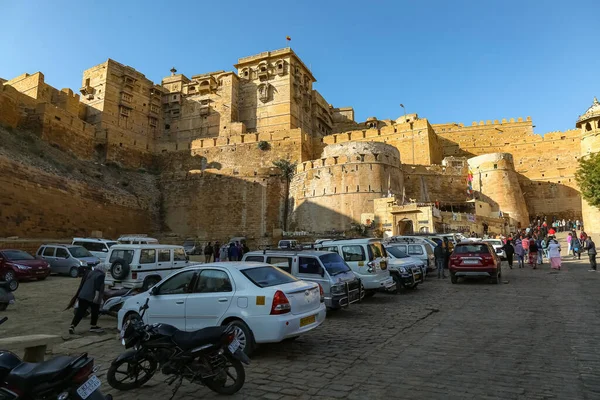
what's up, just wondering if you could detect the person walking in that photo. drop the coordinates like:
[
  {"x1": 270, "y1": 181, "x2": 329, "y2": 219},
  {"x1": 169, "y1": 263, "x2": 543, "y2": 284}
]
[
  {"x1": 572, "y1": 235, "x2": 582, "y2": 260},
  {"x1": 537, "y1": 235, "x2": 545, "y2": 266},
  {"x1": 213, "y1": 241, "x2": 221, "y2": 262},
  {"x1": 219, "y1": 244, "x2": 228, "y2": 262},
  {"x1": 529, "y1": 237, "x2": 539, "y2": 269},
  {"x1": 434, "y1": 242, "x2": 446, "y2": 278},
  {"x1": 585, "y1": 236, "x2": 597, "y2": 272},
  {"x1": 443, "y1": 237, "x2": 451, "y2": 271},
  {"x1": 242, "y1": 241, "x2": 250, "y2": 255},
  {"x1": 522, "y1": 235, "x2": 530, "y2": 262},
  {"x1": 67, "y1": 264, "x2": 107, "y2": 334},
  {"x1": 502, "y1": 239, "x2": 515, "y2": 269},
  {"x1": 228, "y1": 242, "x2": 238, "y2": 261},
  {"x1": 204, "y1": 241, "x2": 213, "y2": 263},
  {"x1": 515, "y1": 239, "x2": 525, "y2": 269},
  {"x1": 567, "y1": 232, "x2": 573, "y2": 255},
  {"x1": 548, "y1": 238, "x2": 562, "y2": 271}
]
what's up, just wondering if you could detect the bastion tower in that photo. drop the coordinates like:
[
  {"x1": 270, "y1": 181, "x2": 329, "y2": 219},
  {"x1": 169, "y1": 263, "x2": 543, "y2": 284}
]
[
  {"x1": 288, "y1": 142, "x2": 403, "y2": 232},
  {"x1": 467, "y1": 153, "x2": 529, "y2": 228},
  {"x1": 576, "y1": 97, "x2": 600, "y2": 236}
]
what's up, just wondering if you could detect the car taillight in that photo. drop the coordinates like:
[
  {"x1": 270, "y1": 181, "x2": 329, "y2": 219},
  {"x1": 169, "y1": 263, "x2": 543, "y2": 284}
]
[
  {"x1": 72, "y1": 360, "x2": 94, "y2": 384},
  {"x1": 132, "y1": 272, "x2": 137, "y2": 279},
  {"x1": 318, "y1": 284, "x2": 324, "y2": 303},
  {"x1": 270, "y1": 290, "x2": 291, "y2": 315}
]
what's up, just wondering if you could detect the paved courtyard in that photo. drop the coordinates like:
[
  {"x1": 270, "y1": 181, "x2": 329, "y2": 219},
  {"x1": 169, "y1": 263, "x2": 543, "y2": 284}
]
[{"x1": 2, "y1": 257, "x2": 600, "y2": 399}]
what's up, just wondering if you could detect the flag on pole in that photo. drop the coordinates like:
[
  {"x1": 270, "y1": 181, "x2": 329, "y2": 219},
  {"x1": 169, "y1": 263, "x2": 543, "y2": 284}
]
[{"x1": 286, "y1": 36, "x2": 291, "y2": 41}]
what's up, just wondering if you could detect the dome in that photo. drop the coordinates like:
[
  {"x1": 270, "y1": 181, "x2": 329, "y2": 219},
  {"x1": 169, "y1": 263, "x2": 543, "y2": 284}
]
[{"x1": 577, "y1": 97, "x2": 600, "y2": 126}]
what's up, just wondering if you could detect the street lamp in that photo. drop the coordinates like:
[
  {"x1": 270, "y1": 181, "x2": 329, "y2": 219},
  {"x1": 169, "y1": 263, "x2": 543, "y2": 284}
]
[{"x1": 400, "y1": 104, "x2": 415, "y2": 164}]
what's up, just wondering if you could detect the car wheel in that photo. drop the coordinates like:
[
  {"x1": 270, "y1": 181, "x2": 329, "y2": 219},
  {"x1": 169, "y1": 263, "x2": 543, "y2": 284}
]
[
  {"x1": 110, "y1": 259, "x2": 130, "y2": 280},
  {"x1": 450, "y1": 273, "x2": 458, "y2": 284},
  {"x1": 142, "y1": 276, "x2": 161, "y2": 291},
  {"x1": 4, "y1": 272, "x2": 18, "y2": 291},
  {"x1": 69, "y1": 267, "x2": 79, "y2": 278},
  {"x1": 391, "y1": 273, "x2": 402, "y2": 293},
  {"x1": 226, "y1": 320, "x2": 255, "y2": 357}
]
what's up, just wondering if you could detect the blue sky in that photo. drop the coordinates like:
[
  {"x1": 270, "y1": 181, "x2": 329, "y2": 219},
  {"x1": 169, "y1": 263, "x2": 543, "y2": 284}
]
[{"x1": 1, "y1": 0, "x2": 598, "y2": 134}]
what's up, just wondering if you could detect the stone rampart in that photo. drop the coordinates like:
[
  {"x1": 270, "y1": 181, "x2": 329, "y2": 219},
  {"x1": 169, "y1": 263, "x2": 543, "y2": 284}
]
[
  {"x1": 468, "y1": 153, "x2": 529, "y2": 227},
  {"x1": 401, "y1": 163, "x2": 468, "y2": 204}
]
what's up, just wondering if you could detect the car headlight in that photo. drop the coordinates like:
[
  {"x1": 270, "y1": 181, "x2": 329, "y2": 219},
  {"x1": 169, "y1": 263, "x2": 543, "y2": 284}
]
[
  {"x1": 15, "y1": 264, "x2": 30, "y2": 270},
  {"x1": 331, "y1": 283, "x2": 346, "y2": 295},
  {"x1": 398, "y1": 267, "x2": 407, "y2": 273},
  {"x1": 79, "y1": 260, "x2": 88, "y2": 266}
]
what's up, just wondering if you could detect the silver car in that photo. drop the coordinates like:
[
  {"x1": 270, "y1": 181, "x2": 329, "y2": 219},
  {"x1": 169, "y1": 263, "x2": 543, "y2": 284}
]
[{"x1": 36, "y1": 244, "x2": 100, "y2": 277}]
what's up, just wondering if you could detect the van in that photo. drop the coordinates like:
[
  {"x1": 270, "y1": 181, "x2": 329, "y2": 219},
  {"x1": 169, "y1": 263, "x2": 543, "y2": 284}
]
[
  {"x1": 242, "y1": 249, "x2": 364, "y2": 309},
  {"x1": 103, "y1": 244, "x2": 195, "y2": 289},
  {"x1": 72, "y1": 238, "x2": 119, "y2": 261},
  {"x1": 315, "y1": 238, "x2": 396, "y2": 296},
  {"x1": 385, "y1": 240, "x2": 435, "y2": 272},
  {"x1": 117, "y1": 234, "x2": 159, "y2": 245},
  {"x1": 277, "y1": 240, "x2": 298, "y2": 249}
]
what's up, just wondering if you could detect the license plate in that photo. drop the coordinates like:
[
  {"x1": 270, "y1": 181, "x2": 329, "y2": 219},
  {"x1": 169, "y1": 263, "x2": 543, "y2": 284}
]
[
  {"x1": 76, "y1": 375, "x2": 101, "y2": 399},
  {"x1": 300, "y1": 314, "x2": 316, "y2": 327},
  {"x1": 463, "y1": 260, "x2": 479, "y2": 264},
  {"x1": 228, "y1": 338, "x2": 240, "y2": 353},
  {"x1": 414, "y1": 274, "x2": 421, "y2": 280}
]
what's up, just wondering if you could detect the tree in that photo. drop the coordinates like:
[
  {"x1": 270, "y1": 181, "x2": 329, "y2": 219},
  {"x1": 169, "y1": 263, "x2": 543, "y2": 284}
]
[
  {"x1": 575, "y1": 152, "x2": 600, "y2": 207},
  {"x1": 273, "y1": 159, "x2": 297, "y2": 231}
]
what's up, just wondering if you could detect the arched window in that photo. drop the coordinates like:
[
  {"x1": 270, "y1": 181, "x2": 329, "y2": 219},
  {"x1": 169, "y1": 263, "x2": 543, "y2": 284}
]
[{"x1": 585, "y1": 122, "x2": 592, "y2": 131}]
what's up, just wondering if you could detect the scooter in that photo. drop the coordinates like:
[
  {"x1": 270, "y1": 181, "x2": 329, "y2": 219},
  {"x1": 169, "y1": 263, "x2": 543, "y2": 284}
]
[
  {"x1": 0, "y1": 279, "x2": 17, "y2": 312},
  {"x1": 0, "y1": 317, "x2": 113, "y2": 399}
]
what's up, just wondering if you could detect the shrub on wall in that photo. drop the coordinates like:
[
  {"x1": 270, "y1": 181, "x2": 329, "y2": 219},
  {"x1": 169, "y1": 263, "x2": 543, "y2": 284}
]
[
  {"x1": 257, "y1": 141, "x2": 270, "y2": 151},
  {"x1": 576, "y1": 152, "x2": 600, "y2": 207}
]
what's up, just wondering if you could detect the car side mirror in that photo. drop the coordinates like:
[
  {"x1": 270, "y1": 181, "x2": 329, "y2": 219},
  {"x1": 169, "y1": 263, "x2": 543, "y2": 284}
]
[
  {"x1": 65, "y1": 255, "x2": 70, "y2": 259},
  {"x1": 102, "y1": 248, "x2": 108, "y2": 252}
]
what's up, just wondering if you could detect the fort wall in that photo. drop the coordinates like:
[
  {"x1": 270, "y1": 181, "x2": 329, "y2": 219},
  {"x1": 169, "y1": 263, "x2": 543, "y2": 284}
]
[
  {"x1": 289, "y1": 142, "x2": 403, "y2": 232},
  {"x1": 467, "y1": 153, "x2": 529, "y2": 227},
  {"x1": 401, "y1": 164, "x2": 468, "y2": 204}
]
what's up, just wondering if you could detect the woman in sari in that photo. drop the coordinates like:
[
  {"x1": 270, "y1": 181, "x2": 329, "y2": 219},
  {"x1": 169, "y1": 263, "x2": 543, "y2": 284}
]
[
  {"x1": 528, "y1": 237, "x2": 539, "y2": 269},
  {"x1": 547, "y1": 238, "x2": 562, "y2": 270}
]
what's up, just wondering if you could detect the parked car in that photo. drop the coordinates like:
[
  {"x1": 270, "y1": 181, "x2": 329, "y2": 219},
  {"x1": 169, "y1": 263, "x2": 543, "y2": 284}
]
[
  {"x1": 0, "y1": 249, "x2": 51, "y2": 283},
  {"x1": 242, "y1": 249, "x2": 364, "y2": 309},
  {"x1": 316, "y1": 238, "x2": 396, "y2": 296},
  {"x1": 449, "y1": 241, "x2": 502, "y2": 284},
  {"x1": 384, "y1": 245, "x2": 425, "y2": 289},
  {"x1": 72, "y1": 237, "x2": 118, "y2": 261},
  {"x1": 117, "y1": 262, "x2": 327, "y2": 356},
  {"x1": 482, "y1": 239, "x2": 506, "y2": 260},
  {"x1": 384, "y1": 240, "x2": 435, "y2": 272},
  {"x1": 277, "y1": 240, "x2": 298, "y2": 249},
  {"x1": 118, "y1": 234, "x2": 159, "y2": 245},
  {"x1": 36, "y1": 244, "x2": 100, "y2": 277},
  {"x1": 103, "y1": 244, "x2": 194, "y2": 290},
  {"x1": 182, "y1": 239, "x2": 200, "y2": 255}
]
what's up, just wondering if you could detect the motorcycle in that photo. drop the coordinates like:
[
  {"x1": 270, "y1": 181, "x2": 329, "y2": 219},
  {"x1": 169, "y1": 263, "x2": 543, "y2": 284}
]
[
  {"x1": 107, "y1": 298, "x2": 249, "y2": 399},
  {"x1": 0, "y1": 317, "x2": 112, "y2": 400},
  {"x1": 0, "y1": 280, "x2": 18, "y2": 312}
]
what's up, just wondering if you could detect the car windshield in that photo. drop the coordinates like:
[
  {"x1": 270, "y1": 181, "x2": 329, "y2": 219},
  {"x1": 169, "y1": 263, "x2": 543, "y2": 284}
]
[
  {"x1": 68, "y1": 246, "x2": 93, "y2": 258},
  {"x1": 319, "y1": 253, "x2": 351, "y2": 275},
  {"x1": 454, "y1": 244, "x2": 490, "y2": 254},
  {"x1": 386, "y1": 247, "x2": 410, "y2": 258},
  {"x1": 485, "y1": 240, "x2": 502, "y2": 246},
  {"x1": 2, "y1": 250, "x2": 35, "y2": 261},
  {"x1": 107, "y1": 241, "x2": 118, "y2": 248},
  {"x1": 368, "y1": 242, "x2": 386, "y2": 259},
  {"x1": 242, "y1": 266, "x2": 297, "y2": 288}
]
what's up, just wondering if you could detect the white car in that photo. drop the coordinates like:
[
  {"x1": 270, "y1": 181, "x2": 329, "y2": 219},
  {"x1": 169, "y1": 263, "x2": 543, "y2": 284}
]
[
  {"x1": 483, "y1": 239, "x2": 506, "y2": 259},
  {"x1": 117, "y1": 262, "x2": 327, "y2": 356}
]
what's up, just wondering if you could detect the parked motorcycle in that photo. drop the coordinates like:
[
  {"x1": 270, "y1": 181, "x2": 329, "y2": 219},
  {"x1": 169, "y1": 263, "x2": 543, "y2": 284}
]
[
  {"x1": 0, "y1": 317, "x2": 112, "y2": 400},
  {"x1": 0, "y1": 279, "x2": 17, "y2": 311},
  {"x1": 107, "y1": 299, "x2": 249, "y2": 398}
]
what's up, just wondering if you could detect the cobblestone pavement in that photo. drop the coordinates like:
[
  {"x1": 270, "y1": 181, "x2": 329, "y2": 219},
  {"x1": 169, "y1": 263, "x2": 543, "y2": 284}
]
[{"x1": 3, "y1": 257, "x2": 600, "y2": 399}]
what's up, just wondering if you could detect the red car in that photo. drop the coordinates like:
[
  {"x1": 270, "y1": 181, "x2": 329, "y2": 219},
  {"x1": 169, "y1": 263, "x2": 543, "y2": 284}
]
[
  {"x1": 0, "y1": 249, "x2": 51, "y2": 284},
  {"x1": 449, "y1": 241, "x2": 502, "y2": 284}
]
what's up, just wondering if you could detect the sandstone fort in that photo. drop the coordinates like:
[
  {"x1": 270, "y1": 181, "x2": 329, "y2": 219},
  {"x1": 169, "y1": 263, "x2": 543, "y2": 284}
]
[{"x1": 1, "y1": 47, "x2": 599, "y2": 244}]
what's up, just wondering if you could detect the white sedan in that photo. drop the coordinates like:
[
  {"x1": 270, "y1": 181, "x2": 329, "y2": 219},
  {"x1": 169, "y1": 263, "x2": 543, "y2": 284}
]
[{"x1": 117, "y1": 262, "x2": 327, "y2": 355}]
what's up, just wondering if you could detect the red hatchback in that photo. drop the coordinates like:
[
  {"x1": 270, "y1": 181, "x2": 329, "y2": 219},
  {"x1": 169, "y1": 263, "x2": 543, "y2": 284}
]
[
  {"x1": 0, "y1": 249, "x2": 51, "y2": 283},
  {"x1": 449, "y1": 242, "x2": 502, "y2": 284}
]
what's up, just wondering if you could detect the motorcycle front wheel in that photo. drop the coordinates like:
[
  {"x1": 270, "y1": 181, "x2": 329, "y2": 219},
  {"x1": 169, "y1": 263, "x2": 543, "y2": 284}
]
[
  {"x1": 204, "y1": 356, "x2": 245, "y2": 395},
  {"x1": 107, "y1": 354, "x2": 157, "y2": 391}
]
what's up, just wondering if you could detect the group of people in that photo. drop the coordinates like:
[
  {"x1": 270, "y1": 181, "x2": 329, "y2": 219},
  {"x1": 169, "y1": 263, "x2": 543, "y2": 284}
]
[
  {"x1": 529, "y1": 216, "x2": 583, "y2": 234},
  {"x1": 203, "y1": 241, "x2": 249, "y2": 263},
  {"x1": 566, "y1": 231, "x2": 597, "y2": 271},
  {"x1": 501, "y1": 235, "x2": 562, "y2": 270},
  {"x1": 433, "y1": 237, "x2": 454, "y2": 279}
]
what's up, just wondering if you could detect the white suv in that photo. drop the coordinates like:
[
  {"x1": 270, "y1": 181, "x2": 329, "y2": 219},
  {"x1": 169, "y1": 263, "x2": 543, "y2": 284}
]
[
  {"x1": 104, "y1": 244, "x2": 197, "y2": 290},
  {"x1": 72, "y1": 238, "x2": 118, "y2": 261}
]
